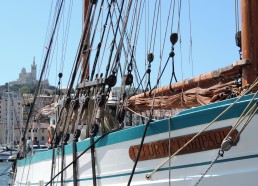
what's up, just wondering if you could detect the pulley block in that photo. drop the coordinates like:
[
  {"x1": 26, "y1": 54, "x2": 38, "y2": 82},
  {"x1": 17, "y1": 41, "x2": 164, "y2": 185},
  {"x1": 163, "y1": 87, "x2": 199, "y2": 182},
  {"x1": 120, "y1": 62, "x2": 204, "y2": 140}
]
[
  {"x1": 169, "y1": 51, "x2": 175, "y2": 58},
  {"x1": 116, "y1": 107, "x2": 126, "y2": 123},
  {"x1": 90, "y1": 0, "x2": 98, "y2": 5},
  {"x1": 90, "y1": 123, "x2": 99, "y2": 137},
  {"x1": 170, "y1": 33, "x2": 178, "y2": 45},
  {"x1": 63, "y1": 133, "x2": 70, "y2": 145},
  {"x1": 64, "y1": 96, "x2": 71, "y2": 107},
  {"x1": 97, "y1": 94, "x2": 106, "y2": 107},
  {"x1": 106, "y1": 74, "x2": 117, "y2": 87},
  {"x1": 123, "y1": 73, "x2": 134, "y2": 86},
  {"x1": 73, "y1": 129, "x2": 81, "y2": 142},
  {"x1": 147, "y1": 53, "x2": 154, "y2": 63},
  {"x1": 82, "y1": 96, "x2": 90, "y2": 109},
  {"x1": 71, "y1": 98, "x2": 80, "y2": 110}
]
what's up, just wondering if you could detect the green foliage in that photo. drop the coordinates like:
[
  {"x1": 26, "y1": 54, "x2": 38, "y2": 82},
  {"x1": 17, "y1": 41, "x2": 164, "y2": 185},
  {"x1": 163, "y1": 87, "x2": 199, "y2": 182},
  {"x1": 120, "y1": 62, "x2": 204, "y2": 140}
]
[
  {"x1": 20, "y1": 85, "x2": 30, "y2": 94},
  {"x1": 0, "y1": 83, "x2": 57, "y2": 95}
]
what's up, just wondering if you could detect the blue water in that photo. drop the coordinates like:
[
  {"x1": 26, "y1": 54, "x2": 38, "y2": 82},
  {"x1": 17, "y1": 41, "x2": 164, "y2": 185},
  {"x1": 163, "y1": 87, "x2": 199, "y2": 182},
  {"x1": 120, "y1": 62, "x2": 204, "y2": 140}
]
[{"x1": 0, "y1": 162, "x2": 12, "y2": 186}]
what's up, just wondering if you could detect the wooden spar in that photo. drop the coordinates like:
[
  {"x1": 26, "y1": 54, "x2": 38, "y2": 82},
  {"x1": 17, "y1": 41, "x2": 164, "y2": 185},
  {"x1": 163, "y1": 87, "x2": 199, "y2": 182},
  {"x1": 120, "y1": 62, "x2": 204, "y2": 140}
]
[
  {"x1": 128, "y1": 60, "x2": 250, "y2": 111},
  {"x1": 81, "y1": 0, "x2": 91, "y2": 82},
  {"x1": 129, "y1": 60, "x2": 249, "y2": 100},
  {"x1": 241, "y1": 0, "x2": 258, "y2": 87}
]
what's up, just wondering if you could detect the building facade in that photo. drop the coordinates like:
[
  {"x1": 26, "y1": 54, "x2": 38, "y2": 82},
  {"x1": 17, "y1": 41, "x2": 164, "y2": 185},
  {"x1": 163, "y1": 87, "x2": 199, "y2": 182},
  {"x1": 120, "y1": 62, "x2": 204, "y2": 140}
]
[
  {"x1": 0, "y1": 91, "x2": 23, "y2": 145},
  {"x1": 14, "y1": 123, "x2": 49, "y2": 146}
]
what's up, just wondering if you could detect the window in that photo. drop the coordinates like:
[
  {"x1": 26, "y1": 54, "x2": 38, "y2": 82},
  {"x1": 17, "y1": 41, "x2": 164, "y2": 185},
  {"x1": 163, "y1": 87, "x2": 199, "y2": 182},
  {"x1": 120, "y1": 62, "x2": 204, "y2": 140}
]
[{"x1": 42, "y1": 136, "x2": 45, "y2": 141}]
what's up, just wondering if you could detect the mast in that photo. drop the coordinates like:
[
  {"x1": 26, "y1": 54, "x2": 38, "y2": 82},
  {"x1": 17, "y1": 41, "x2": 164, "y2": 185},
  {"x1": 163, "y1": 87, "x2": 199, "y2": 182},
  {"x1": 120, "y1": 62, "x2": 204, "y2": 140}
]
[
  {"x1": 81, "y1": 0, "x2": 91, "y2": 81},
  {"x1": 241, "y1": 0, "x2": 258, "y2": 87}
]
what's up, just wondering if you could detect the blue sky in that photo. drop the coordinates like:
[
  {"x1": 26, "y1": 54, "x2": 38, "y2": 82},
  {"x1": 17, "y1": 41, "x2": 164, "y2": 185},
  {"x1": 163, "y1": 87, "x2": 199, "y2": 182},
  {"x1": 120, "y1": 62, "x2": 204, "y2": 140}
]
[{"x1": 0, "y1": 0, "x2": 240, "y2": 88}]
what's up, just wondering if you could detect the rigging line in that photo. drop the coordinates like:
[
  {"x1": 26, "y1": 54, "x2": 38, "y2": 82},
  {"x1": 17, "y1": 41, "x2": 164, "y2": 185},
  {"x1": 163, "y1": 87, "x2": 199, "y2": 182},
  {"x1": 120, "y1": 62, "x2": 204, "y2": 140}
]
[
  {"x1": 147, "y1": 0, "x2": 149, "y2": 54},
  {"x1": 127, "y1": 119, "x2": 152, "y2": 186},
  {"x1": 235, "y1": 106, "x2": 258, "y2": 141},
  {"x1": 67, "y1": 2, "x2": 95, "y2": 96},
  {"x1": 111, "y1": 0, "x2": 133, "y2": 75},
  {"x1": 151, "y1": 0, "x2": 161, "y2": 53},
  {"x1": 128, "y1": 0, "x2": 138, "y2": 44},
  {"x1": 90, "y1": 0, "x2": 112, "y2": 81},
  {"x1": 65, "y1": 0, "x2": 92, "y2": 92},
  {"x1": 131, "y1": 3, "x2": 145, "y2": 89},
  {"x1": 121, "y1": 0, "x2": 138, "y2": 79},
  {"x1": 60, "y1": 0, "x2": 74, "y2": 74},
  {"x1": 0, "y1": 163, "x2": 13, "y2": 177},
  {"x1": 177, "y1": 0, "x2": 182, "y2": 34},
  {"x1": 40, "y1": 0, "x2": 54, "y2": 78},
  {"x1": 45, "y1": 129, "x2": 119, "y2": 186},
  {"x1": 113, "y1": 0, "x2": 144, "y2": 87},
  {"x1": 146, "y1": 78, "x2": 258, "y2": 179},
  {"x1": 77, "y1": 3, "x2": 99, "y2": 84},
  {"x1": 177, "y1": 0, "x2": 183, "y2": 80},
  {"x1": 38, "y1": 0, "x2": 60, "y2": 88},
  {"x1": 112, "y1": 1, "x2": 138, "y2": 80},
  {"x1": 160, "y1": 0, "x2": 173, "y2": 61},
  {"x1": 145, "y1": 0, "x2": 147, "y2": 76},
  {"x1": 97, "y1": 5, "x2": 114, "y2": 77},
  {"x1": 149, "y1": 0, "x2": 172, "y2": 116},
  {"x1": 168, "y1": 118, "x2": 171, "y2": 186},
  {"x1": 224, "y1": 91, "x2": 258, "y2": 140},
  {"x1": 188, "y1": 0, "x2": 194, "y2": 76},
  {"x1": 151, "y1": 55, "x2": 171, "y2": 90},
  {"x1": 126, "y1": 106, "x2": 150, "y2": 120},
  {"x1": 79, "y1": 0, "x2": 103, "y2": 84},
  {"x1": 235, "y1": 0, "x2": 240, "y2": 33},
  {"x1": 19, "y1": 0, "x2": 65, "y2": 159},
  {"x1": 170, "y1": 0, "x2": 176, "y2": 32},
  {"x1": 104, "y1": 0, "x2": 126, "y2": 80},
  {"x1": 148, "y1": 0, "x2": 158, "y2": 53}
]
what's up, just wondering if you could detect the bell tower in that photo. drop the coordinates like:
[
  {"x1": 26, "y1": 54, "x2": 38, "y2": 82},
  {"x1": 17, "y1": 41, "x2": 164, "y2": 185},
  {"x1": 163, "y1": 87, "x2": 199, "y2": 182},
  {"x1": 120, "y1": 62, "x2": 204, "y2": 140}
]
[{"x1": 31, "y1": 57, "x2": 37, "y2": 80}]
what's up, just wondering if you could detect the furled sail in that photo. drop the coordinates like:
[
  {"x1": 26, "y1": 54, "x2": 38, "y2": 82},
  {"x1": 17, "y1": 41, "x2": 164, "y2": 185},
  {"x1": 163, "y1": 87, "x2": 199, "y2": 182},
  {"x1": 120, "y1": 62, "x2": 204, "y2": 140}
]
[{"x1": 128, "y1": 59, "x2": 250, "y2": 111}]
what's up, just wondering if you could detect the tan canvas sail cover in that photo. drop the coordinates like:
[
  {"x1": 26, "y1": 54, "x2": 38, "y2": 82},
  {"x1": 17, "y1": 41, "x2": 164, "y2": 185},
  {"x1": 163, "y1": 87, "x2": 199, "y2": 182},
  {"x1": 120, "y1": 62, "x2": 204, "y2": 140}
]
[{"x1": 128, "y1": 60, "x2": 250, "y2": 111}]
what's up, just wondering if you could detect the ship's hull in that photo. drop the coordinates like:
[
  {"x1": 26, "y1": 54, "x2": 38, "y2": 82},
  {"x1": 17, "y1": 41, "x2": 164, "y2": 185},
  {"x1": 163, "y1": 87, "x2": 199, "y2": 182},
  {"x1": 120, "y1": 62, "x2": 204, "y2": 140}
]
[{"x1": 14, "y1": 94, "x2": 258, "y2": 185}]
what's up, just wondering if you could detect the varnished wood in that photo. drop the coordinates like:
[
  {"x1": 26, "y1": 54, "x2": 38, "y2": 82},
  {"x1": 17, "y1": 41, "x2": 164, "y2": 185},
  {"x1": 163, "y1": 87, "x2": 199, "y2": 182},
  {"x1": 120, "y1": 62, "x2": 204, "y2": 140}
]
[
  {"x1": 129, "y1": 127, "x2": 238, "y2": 162},
  {"x1": 241, "y1": 0, "x2": 258, "y2": 87}
]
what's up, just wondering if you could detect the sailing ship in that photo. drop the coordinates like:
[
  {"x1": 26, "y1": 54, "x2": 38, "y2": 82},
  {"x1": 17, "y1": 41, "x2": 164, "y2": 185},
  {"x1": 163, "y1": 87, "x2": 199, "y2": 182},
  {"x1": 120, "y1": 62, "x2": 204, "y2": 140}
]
[{"x1": 12, "y1": 0, "x2": 258, "y2": 185}]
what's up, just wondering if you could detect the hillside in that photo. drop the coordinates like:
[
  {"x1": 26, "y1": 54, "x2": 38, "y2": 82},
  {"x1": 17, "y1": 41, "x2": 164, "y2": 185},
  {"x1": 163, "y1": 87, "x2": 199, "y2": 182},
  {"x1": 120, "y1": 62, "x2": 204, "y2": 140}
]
[{"x1": 0, "y1": 83, "x2": 57, "y2": 95}]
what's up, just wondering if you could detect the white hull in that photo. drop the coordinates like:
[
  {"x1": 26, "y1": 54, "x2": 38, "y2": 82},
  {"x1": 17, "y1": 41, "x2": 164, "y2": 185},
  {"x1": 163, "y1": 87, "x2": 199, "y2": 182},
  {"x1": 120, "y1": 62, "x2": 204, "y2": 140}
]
[{"x1": 14, "y1": 95, "x2": 258, "y2": 185}]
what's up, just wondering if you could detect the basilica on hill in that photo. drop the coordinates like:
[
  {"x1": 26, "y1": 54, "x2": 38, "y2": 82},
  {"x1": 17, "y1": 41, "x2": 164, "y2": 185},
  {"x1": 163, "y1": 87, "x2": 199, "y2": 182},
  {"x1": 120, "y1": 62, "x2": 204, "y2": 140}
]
[{"x1": 9, "y1": 57, "x2": 37, "y2": 86}]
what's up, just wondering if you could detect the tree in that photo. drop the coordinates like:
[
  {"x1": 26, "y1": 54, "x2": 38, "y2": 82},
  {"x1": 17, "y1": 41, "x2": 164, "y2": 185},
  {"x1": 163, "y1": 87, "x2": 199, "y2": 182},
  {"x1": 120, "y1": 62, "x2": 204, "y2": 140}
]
[{"x1": 20, "y1": 85, "x2": 30, "y2": 94}]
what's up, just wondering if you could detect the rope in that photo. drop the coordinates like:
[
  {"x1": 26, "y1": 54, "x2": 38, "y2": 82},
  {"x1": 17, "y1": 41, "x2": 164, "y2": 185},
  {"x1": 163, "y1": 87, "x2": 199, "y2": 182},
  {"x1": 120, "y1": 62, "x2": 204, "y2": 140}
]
[
  {"x1": 224, "y1": 91, "x2": 258, "y2": 140},
  {"x1": 19, "y1": 0, "x2": 65, "y2": 160},
  {"x1": 45, "y1": 129, "x2": 118, "y2": 186},
  {"x1": 0, "y1": 163, "x2": 13, "y2": 177},
  {"x1": 80, "y1": 0, "x2": 104, "y2": 83},
  {"x1": 104, "y1": 0, "x2": 126, "y2": 80},
  {"x1": 90, "y1": 0, "x2": 112, "y2": 81},
  {"x1": 168, "y1": 118, "x2": 171, "y2": 186},
  {"x1": 146, "y1": 78, "x2": 258, "y2": 179},
  {"x1": 194, "y1": 150, "x2": 224, "y2": 186},
  {"x1": 125, "y1": 107, "x2": 150, "y2": 120},
  {"x1": 234, "y1": 103, "x2": 258, "y2": 141},
  {"x1": 187, "y1": 0, "x2": 194, "y2": 76},
  {"x1": 127, "y1": 120, "x2": 152, "y2": 186},
  {"x1": 67, "y1": 2, "x2": 94, "y2": 95}
]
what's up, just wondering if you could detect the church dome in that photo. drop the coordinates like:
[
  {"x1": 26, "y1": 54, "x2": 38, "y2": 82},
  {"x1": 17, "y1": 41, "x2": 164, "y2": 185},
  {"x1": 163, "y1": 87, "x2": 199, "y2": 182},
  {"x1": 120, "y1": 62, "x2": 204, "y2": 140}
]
[{"x1": 21, "y1": 67, "x2": 26, "y2": 73}]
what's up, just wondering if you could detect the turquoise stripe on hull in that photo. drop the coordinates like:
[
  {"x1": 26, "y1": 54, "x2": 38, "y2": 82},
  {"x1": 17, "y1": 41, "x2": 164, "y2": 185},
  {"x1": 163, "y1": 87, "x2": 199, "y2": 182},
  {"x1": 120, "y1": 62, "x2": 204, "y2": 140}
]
[
  {"x1": 18, "y1": 153, "x2": 258, "y2": 185},
  {"x1": 17, "y1": 94, "x2": 258, "y2": 167}
]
